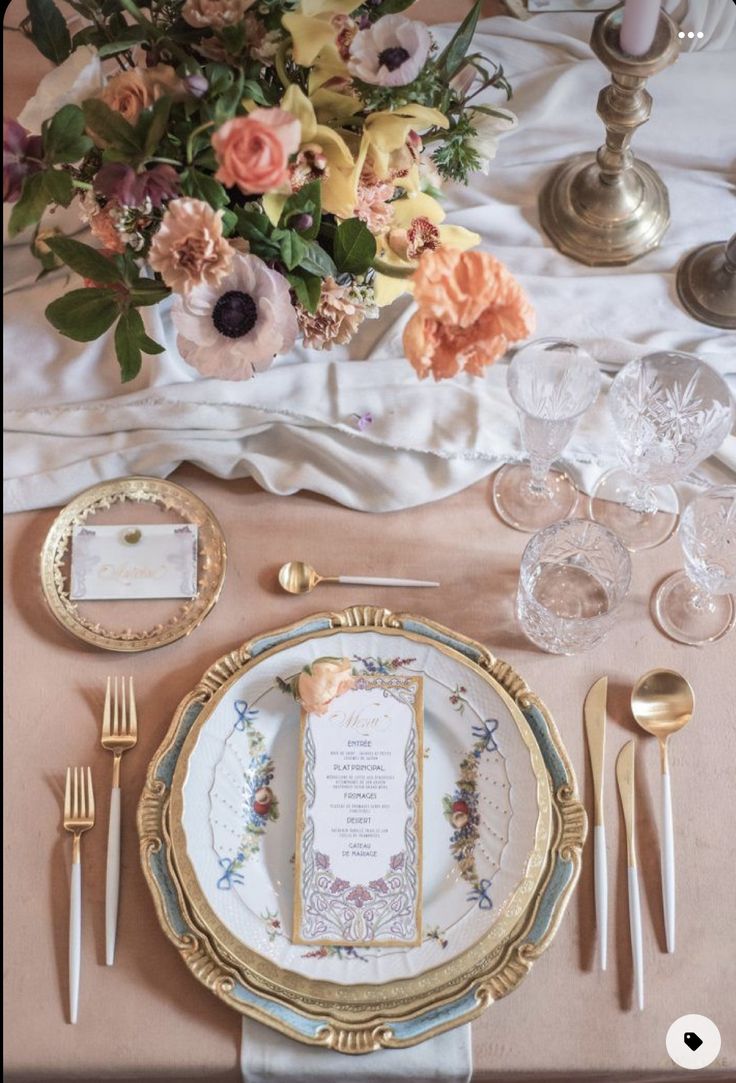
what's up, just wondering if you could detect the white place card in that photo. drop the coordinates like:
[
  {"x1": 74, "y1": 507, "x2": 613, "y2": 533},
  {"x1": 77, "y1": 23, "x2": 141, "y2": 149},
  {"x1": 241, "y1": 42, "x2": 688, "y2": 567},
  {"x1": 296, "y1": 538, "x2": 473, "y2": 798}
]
[
  {"x1": 70, "y1": 524, "x2": 198, "y2": 600},
  {"x1": 293, "y1": 675, "x2": 423, "y2": 948}
]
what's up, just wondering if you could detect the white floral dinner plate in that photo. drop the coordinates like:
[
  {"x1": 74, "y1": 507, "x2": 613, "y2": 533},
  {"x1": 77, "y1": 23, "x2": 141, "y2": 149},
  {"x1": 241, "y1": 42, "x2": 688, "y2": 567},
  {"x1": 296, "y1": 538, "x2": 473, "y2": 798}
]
[{"x1": 140, "y1": 607, "x2": 585, "y2": 1052}]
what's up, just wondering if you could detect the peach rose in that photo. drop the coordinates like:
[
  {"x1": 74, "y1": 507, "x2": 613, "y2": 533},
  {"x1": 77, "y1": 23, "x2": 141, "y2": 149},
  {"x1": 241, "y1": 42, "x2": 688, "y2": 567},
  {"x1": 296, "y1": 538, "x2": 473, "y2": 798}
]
[
  {"x1": 403, "y1": 248, "x2": 535, "y2": 381},
  {"x1": 97, "y1": 64, "x2": 182, "y2": 125},
  {"x1": 212, "y1": 108, "x2": 300, "y2": 195},
  {"x1": 296, "y1": 658, "x2": 356, "y2": 716}
]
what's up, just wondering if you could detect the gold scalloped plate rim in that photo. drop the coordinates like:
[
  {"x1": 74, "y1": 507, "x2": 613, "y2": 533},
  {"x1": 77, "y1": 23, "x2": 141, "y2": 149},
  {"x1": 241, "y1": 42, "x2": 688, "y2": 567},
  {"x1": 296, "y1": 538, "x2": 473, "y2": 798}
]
[
  {"x1": 39, "y1": 475, "x2": 227, "y2": 653},
  {"x1": 138, "y1": 606, "x2": 586, "y2": 1051}
]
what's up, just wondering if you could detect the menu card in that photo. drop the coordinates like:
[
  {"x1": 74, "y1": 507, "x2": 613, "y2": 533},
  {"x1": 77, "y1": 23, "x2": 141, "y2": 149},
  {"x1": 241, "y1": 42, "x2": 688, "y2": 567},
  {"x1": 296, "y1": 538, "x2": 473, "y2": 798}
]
[{"x1": 293, "y1": 675, "x2": 423, "y2": 948}]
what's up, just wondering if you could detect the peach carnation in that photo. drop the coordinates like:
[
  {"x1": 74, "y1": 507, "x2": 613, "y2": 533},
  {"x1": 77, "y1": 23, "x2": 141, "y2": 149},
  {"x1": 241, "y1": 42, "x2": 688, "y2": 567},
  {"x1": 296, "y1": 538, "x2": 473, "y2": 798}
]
[
  {"x1": 403, "y1": 249, "x2": 535, "y2": 381},
  {"x1": 97, "y1": 64, "x2": 182, "y2": 126},
  {"x1": 148, "y1": 198, "x2": 233, "y2": 294},
  {"x1": 182, "y1": 0, "x2": 254, "y2": 29},
  {"x1": 213, "y1": 108, "x2": 300, "y2": 195},
  {"x1": 297, "y1": 277, "x2": 366, "y2": 350}
]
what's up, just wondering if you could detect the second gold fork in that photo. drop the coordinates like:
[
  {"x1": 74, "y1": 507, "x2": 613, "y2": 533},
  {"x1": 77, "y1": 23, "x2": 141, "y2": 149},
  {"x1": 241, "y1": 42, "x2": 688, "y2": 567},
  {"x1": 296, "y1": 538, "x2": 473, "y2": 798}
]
[{"x1": 101, "y1": 677, "x2": 138, "y2": 966}]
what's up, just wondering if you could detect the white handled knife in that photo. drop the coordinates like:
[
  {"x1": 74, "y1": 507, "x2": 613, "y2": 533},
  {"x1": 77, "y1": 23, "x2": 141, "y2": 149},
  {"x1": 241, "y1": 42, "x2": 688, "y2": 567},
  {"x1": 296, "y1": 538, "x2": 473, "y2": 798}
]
[
  {"x1": 616, "y1": 740, "x2": 644, "y2": 1012},
  {"x1": 584, "y1": 676, "x2": 608, "y2": 972}
]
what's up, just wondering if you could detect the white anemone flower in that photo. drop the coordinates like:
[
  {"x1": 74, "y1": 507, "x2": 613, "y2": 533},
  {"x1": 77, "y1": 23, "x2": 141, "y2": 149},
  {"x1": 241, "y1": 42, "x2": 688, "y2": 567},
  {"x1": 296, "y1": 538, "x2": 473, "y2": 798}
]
[
  {"x1": 18, "y1": 46, "x2": 103, "y2": 133},
  {"x1": 172, "y1": 253, "x2": 298, "y2": 379},
  {"x1": 468, "y1": 109, "x2": 518, "y2": 174},
  {"x1": 348, "y1": 15, "x2": 431, "y2": 88}
]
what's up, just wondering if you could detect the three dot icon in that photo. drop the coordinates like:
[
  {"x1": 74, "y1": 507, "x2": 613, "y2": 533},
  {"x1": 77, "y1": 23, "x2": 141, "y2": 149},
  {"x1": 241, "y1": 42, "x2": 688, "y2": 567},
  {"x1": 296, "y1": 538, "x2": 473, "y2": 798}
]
[{"x1": 678, "y1": 30, "x2": 704, "y2": 38}]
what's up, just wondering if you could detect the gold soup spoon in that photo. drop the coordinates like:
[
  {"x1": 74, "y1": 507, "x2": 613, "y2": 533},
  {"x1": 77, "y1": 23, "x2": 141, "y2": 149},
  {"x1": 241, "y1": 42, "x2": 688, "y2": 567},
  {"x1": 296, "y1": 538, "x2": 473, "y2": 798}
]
[
  {"x1": 631, "y1": 668, "x2": 694, "y2": 955},
  {"x1": 278, "y1": 561, "x2": 440, "y2": 595}
]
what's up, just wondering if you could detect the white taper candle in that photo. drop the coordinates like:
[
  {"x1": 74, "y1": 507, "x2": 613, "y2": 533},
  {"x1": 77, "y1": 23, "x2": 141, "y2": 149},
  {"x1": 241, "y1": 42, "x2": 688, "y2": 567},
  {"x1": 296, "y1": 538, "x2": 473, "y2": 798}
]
[{"x1": 620, "y1": 0, "x2": 662, "y2": 56}]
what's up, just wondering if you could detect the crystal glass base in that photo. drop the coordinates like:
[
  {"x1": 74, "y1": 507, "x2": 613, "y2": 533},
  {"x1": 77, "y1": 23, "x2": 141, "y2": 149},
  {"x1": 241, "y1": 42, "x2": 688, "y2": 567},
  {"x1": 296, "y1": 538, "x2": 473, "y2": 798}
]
[
  {"x1": 589, "y1": 468, "x2": 678, "y2": 550},
  {"x1": 492, "y1": 463, "x2": 579, "y2": 532},
  {"x1": 654, "y1": 571, "x2": 735, "y2": 645}
]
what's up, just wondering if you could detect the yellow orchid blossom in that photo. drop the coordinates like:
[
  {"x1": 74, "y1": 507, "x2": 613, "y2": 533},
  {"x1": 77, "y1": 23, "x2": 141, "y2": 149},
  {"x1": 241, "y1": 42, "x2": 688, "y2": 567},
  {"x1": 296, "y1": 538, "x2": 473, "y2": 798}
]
[
  {"x1": 373, "y1": 192, "x2": 480, "y2": 307},
  {"x1": 357, "y1": 105, "x2": 448, "y2": 182},
  {"x1": 262, "y1": 85, "x2": 358, "y2": 221}
]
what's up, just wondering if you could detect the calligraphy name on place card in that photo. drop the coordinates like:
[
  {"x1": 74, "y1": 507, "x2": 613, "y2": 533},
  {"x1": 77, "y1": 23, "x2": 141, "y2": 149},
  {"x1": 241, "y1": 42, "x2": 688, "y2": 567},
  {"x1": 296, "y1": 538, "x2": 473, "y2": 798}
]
[
  {"x1": 70, "y1": 524, "x2": 198, "y2": 601},
  {"x1": 293, "y1": 673, "x2": 423, "y2": 948}
]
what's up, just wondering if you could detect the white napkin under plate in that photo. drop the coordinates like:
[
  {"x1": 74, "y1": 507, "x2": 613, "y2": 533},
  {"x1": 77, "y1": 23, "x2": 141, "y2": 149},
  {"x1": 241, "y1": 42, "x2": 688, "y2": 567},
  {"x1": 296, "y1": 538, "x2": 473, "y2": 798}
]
[{"x1": 240, "y1": 1016, "x2": 471, "y2": 1083}]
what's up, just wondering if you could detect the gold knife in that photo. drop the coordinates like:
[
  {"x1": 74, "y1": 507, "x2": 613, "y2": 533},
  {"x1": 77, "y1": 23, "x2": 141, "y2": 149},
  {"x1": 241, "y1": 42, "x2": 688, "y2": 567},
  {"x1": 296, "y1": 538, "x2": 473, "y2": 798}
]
[
  {"x1": 584, "y1": 676, "x2": 608, "y2": 971},
  {"x1": 616, "y1": 740, "x2": 644, "y2": 1012}
]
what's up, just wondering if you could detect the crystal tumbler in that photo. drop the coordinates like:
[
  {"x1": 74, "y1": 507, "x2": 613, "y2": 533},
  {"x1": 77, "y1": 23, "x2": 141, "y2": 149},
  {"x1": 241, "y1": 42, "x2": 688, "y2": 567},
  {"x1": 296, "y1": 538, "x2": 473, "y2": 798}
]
[{"x1": 516, "y1": 518, "x2": 632, "y2": 654}]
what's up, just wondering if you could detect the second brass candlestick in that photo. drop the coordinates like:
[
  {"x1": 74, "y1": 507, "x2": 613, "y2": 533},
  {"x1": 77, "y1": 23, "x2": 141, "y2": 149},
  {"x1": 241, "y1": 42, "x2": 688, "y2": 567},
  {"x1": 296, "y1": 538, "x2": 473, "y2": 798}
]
[{"x1": 539, "y1": 4, "x2": 679, "y2": 266}]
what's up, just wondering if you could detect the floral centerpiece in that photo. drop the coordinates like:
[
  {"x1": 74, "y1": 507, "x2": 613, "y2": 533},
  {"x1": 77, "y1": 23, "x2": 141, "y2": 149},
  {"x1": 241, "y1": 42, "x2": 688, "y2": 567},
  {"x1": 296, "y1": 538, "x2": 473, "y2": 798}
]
[{"x1": 4, "y1": 0, "x2": 533, "y2": 381}]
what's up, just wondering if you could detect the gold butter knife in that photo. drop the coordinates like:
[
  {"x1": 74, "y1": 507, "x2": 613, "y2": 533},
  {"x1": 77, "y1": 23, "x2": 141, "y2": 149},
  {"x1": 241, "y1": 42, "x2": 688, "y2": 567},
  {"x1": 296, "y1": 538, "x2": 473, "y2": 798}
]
[
  {"x1": 616, "y1": 740, "x2": 644, "y2": 1012},
  {"x1": 584, "y1": 676, "x2": 608, "y2": 971}
]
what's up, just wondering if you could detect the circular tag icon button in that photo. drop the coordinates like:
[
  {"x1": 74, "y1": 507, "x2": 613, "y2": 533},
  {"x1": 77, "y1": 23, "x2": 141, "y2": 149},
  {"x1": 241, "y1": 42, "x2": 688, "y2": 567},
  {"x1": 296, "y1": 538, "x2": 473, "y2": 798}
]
[{"x1": 667, "y1": 1015, "x2": 721, "y2": 1070}]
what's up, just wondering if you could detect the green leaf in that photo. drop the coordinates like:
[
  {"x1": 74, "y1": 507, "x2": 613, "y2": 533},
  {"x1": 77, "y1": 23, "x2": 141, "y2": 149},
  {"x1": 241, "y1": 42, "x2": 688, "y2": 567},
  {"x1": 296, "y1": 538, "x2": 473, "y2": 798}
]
[
  {"x1": 128, "y1": 280, "x2": 171, "y2": 306},
  {"x1": 45, "y1": 236, "x2": 124, "y2": 284},
  {"x1": 437, "y1": 0, "x2": 482, "y2": 78},
  {"x1": 333, "y1": 218, "x2": 376, "y2": 276},
  {"x1": 96, "y1": 25, "x2": 148, "y2": 57},
  {"x1": 27, "y1": 0, "x2": 71, "y2": 64},
  {"x1": 7, "y1": 173, "x2": 50, "y2": 237},
  {"x1": 221, "y1": 208, "x2": 238, "y2": 237},
  {"x1": 273, "y1": 229, "x2": 307, "y2": 272},
  {"x1": 114, "y1": 307, "x2": 165, "y2": 382},
  {"x1": 82, "y1": 99, "x2": 142, "y2": 155},
  {"x1": 43, "y1": 169, "x2": 74, "y2": 206},
  {"x1": 297, "y1": 241, "x2": 337, "y2": 279},
  {"x1": 114, "y1": 309, "x2": 142, "y2": 382},
  {"x1": 43, "y1": 104, "x2": 93, "y2": 163},
  {"x1": 181, "y1": 168, "x2": 228, "y2": 209},
  {"x1": 241, "y1": 79, "x2": 273, "y2": 106},
  {"x1": 279, "y1": 180, "x2": 321, "y2": 241},
  {"x1": 138, "y1": 96, "x2": 172, "y2": 157},
  {"x1": 219, "y1": 22, "x2": 245, "y2": 55},
  {"x1": 286, "y1": 272, "x2": 322, "y2": 314},
  {"x1": 46, "y1": 287, "x2": 122, "y2": 341}
]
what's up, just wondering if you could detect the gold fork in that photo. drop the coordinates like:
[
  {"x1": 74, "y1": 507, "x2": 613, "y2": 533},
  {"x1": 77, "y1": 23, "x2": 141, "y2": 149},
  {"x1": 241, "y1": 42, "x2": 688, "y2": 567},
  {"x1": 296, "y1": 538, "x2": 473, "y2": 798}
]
[
  {"x1": 101, "y1": 677, "x2": 138, "y2": 966},
  {"x1": 63, "y1": 766, "x2": 95, "y2": 1024}
]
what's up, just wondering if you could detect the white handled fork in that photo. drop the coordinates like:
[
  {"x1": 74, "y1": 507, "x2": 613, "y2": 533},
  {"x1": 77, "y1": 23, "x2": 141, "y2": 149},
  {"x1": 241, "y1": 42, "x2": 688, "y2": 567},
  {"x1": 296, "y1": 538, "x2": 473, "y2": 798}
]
[
  {"x1": 101, "y1": 677, "x2": 138, "y2": 966},
  {"x1": 63, "y1": 767, "x2": 95, "y2": 1023}
]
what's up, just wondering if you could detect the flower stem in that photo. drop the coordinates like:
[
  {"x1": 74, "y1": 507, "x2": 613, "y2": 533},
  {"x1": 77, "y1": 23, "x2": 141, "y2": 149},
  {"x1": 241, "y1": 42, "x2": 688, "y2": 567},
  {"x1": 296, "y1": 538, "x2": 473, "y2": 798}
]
[
  {"x1": 186, "y1": 121, "x2": 215, "y2": 165},
  {"x1": 275, "y1": 41, "x2": 292, "y2": 92}
]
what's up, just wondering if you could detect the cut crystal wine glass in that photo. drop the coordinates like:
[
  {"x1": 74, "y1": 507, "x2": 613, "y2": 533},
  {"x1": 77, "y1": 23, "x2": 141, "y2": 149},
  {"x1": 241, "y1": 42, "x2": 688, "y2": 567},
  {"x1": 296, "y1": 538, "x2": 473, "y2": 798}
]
[
  {"x1": 492, "y1": 339, "x2": 601, "y2": 532},
  {"x1": 589, "y1": 351, "x2": 734, "y2": 551},
  {"x1": 654, "y1": 485, "x2": 736, "y2": 645}
]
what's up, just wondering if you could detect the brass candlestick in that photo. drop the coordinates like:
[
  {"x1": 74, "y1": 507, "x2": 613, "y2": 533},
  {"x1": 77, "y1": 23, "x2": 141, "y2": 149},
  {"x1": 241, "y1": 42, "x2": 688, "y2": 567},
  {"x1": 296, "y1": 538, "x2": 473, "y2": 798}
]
[
  {"x1": 538, "y1": 3, "x2": 679, "y2": 266},
  {"x1": 676, "y1": 234, "x2": 736, "y2": 330}
]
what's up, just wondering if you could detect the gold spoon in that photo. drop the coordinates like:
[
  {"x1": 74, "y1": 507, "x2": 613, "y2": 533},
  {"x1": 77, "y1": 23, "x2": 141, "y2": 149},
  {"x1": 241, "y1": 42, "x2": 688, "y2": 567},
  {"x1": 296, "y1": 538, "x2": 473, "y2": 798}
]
[
  {"x1": 278, "y1": 561, "x2": 439, "y2": 595},
  {"x1": 631, "y1": 668, "x2": 695, "y2": 955}
]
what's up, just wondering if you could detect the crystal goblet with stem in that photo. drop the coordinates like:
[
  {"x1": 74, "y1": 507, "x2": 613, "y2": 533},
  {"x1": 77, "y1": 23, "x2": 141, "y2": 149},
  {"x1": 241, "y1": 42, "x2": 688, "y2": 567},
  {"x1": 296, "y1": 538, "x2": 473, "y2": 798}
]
[
  {"x1": 654, "y1": 485, "x2": 736, "y2": 645},
  {"x1": 492, "y1": 339, "x2": 601, "y2": 532},
  {"x1": 589, "y1": 351, "x2": 734, "y2": 551}
]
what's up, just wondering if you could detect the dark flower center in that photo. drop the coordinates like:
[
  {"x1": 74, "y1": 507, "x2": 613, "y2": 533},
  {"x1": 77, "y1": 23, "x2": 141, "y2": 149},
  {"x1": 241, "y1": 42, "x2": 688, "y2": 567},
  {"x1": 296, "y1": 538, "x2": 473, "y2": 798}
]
[
  {"x1": 378, "y1": 46, "x2": 410, "y2": 72},
  {"x1": 212, "y1": 290, "x2": 258, "y2": 338}
]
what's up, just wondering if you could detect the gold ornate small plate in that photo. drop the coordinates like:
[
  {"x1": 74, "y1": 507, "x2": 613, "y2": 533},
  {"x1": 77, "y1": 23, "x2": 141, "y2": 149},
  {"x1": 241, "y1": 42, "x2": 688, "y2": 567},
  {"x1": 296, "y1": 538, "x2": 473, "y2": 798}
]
[{"x1": 40, "y1": 476, "x2": 227, "y2": 652}]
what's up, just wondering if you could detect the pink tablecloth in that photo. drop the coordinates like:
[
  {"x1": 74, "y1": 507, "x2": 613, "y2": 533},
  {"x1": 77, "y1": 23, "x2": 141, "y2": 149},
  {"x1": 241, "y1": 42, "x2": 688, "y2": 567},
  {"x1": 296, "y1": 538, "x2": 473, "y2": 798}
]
[{"x1": 4, "y1": 466, "x2": 734, "y2": 1080}]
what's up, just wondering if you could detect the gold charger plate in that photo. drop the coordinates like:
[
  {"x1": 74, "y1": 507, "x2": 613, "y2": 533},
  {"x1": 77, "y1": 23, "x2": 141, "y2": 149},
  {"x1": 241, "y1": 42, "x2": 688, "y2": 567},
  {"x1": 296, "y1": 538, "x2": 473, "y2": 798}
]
[
  {"x1": 40, "y1": 476, "x2": 226, "y2": 652},
  {"x1": 138, "y1": 606, "x2": 586, "y2": 1052}
]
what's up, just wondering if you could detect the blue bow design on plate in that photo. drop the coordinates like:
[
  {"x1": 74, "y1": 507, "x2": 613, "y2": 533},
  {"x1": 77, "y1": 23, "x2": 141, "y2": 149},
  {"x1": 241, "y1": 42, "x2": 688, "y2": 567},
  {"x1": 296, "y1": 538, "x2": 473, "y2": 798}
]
[
  {"x1": 471, "y1": 718, "x2": 499, "y2": 754},
  {"x1": 234, "y1": 699, "x2": 259, "y2": 732},
  {"x1": 467, "y1": 878, "x2": 493, "y2": 910},
  {"x1": 217, "y1": 856, "x2": 245, "y2": 890}
]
